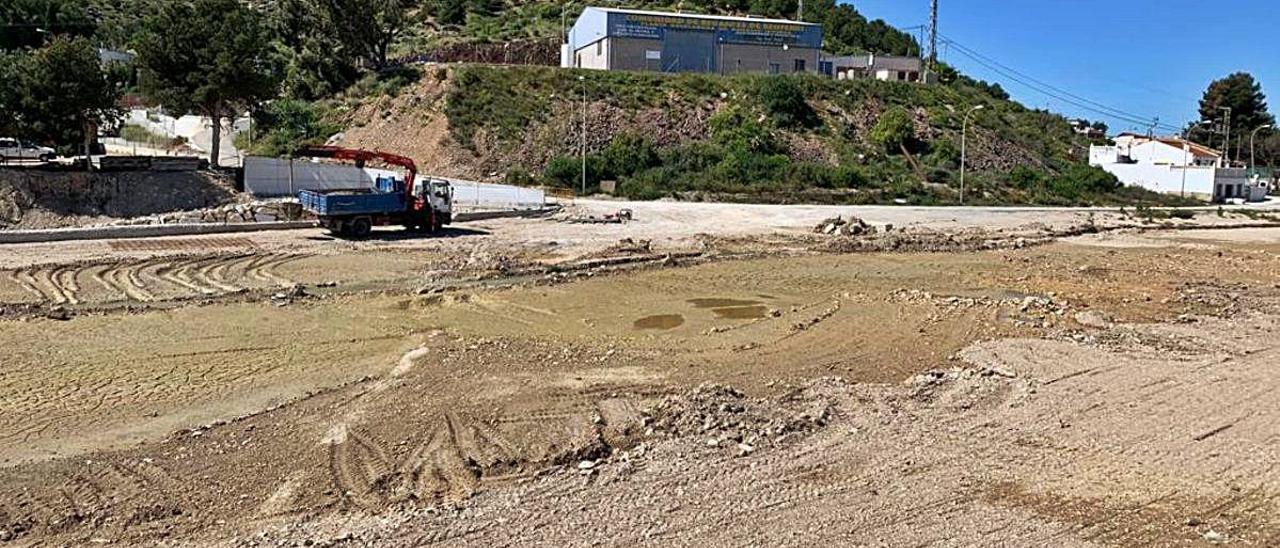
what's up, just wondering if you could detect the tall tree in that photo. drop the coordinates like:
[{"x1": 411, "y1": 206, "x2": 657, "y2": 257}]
[
  {"x1": 804, "y1": 0, "x2": 918, "y2": 56},
  {"x1": 133, "y1": 0, "x2": 276, "y2": 165},
  {"x1": 0, "y1": 0, "x2": 96, "y2": 50},
  {"x1": 315, "y1": 0, "x2": 419, "y2": 71},
  {"x1": 269, "y1": 0, "x2": 361, "y2": 99},
  {"x1": 1192, "y1": 72, "x2": 1275, "y2": 161},
  {"x1": 7, "y1": 36, "x2": 122, "y2": 156},
  {"x1": 0, "y1": 52, "x2": 22, "y2": 136}
]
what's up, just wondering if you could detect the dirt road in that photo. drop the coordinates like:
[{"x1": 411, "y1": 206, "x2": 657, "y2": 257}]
[{"x1": 0, "y1": 205, "x2": 1278, "y2": 545}]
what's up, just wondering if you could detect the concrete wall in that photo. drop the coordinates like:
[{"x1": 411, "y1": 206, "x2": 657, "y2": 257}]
[
  {"x1": 574, "y1": 38, "x2": 610, "y2": 69},
  {"x1": 244, "y1": 157, "x2": 546, "y2": 208},
  {"x1": 244, "y1": 157, "x2": 379, "y2": 197},
  {"x1": 1097, "y1": 163, "x2": 1217, "y2": 196}
]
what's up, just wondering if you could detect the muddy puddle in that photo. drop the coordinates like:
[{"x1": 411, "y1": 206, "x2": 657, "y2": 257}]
[
  {"x1": 687, "y1": 298, "x2": 762, "y2": 308},
  {"x1": 711, "y1": 305, "x2": 771, "y2": 319},
  {"x1": 634, "y1": 314, "x2": 685, "y2": 330}
]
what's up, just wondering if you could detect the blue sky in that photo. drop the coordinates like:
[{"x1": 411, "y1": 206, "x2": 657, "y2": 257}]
[{"x1": 853, "y1": 0, "x2": 1278, "y2": 135}]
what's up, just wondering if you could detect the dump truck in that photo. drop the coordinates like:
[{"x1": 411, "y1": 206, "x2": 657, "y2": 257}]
[{"x1": 295, "y1": 146, "x2": 453, "y2": 238}]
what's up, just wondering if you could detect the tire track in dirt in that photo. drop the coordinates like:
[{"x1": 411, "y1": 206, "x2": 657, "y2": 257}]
[
  {"x1": 51, "y1": 265, "x2": 80, "y2": 305},
  {"x1": 111, "y1": 261, "x2": 155, "y2": 302},
  {"x1": 156, "y1": 258, "x2": 218, "y2": 296},
  {"x1": 194, "y1": 254, "x2": 251, "y2": 293},
  {"x1": 32, "y1": 267, "x2": 69, "y2": 304},
  {"x1": 246, "y1": 254, "x2": 301, "y2": 287},
  {"x1": 328, "y1": 429, "x2": 395, "y2": 511},
  {"x1": 7, "y1": 269, "x2": 47, "y2": 301}
]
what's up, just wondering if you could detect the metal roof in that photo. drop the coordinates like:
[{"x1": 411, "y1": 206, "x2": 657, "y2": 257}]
[{"x1": 586, "y1": 7, "x2": 819, "y2": 27}]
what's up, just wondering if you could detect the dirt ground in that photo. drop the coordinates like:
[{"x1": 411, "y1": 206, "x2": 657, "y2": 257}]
[{"x1": 0, "y1": 203, "x2": 1279, "y2": 546}]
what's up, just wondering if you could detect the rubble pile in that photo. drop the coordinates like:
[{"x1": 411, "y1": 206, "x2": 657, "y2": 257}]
[
  {"x1": 108, "y1": 199, "x2": 305, "y2": 226},
  {"x1": 812, "y1": 216, "x2": 884, "y2": 236},
  {"x1": 890, "y1": 288, "x2": 1072, "y2": 329},
  {"x1": 821, "y1": 227, "x2": 1050, "y2": 254},
  {"x1": 641, "y1": 381, "x2": 840, "y2": 457}
]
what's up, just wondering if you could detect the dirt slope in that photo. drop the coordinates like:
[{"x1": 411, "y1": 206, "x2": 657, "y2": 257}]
[{"x1": 0, "y1": 169, "x2": 236, "y2": 229}]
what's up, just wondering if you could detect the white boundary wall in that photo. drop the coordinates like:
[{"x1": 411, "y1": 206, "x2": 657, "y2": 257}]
[
  {"x1": 244, "y1": 157, "x2": 546, "y2": 209},
  {"x1": 1097, "y1": 163, "x2": 1216, "y2": 195}
]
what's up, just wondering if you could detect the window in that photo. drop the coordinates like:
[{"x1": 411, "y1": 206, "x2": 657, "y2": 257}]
[
  {"x1": 794, "y1": 59, "x2": 805, "y2": 72},
  {"x1": 596, "y1": 41, "x2": 602, "y2": 55},
  {"x1": 769, "y1": 63, "x2": 780, "y2": 75}
]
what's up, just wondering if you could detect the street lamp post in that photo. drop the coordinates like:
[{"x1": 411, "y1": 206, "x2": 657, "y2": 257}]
[
  {"x1": 1250, "y1": 124, "x2": 1272, "y2": 171},
  {"x1": 579, "y1": 75, "x2": 587, "y2": 196},
  {"x1": 959, "y1": 104, "x2": 984, "y2": 204}
]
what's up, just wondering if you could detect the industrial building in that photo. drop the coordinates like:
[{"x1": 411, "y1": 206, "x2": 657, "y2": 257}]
[{"x1": 563, "y1": 7, "x2": 822, "y2": 75}]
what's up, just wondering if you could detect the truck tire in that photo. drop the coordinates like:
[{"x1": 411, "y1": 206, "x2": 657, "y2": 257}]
[
  {"x1": 349, "y1": 217, "x2": 372, "y2": 239},
  {"x1": 38, "y1": 154, "x2": 51, "y2": 162}
]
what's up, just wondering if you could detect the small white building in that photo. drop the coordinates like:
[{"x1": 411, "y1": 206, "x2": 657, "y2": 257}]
[
  {"x1": 1089, "y1": 134, "x2": 1265, "y2": 202},
  {"x1": 822, "y1": 53, "x2": 923, "y2": 82}
]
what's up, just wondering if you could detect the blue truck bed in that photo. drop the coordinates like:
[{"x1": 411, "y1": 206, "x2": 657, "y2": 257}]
[{"x1": 299, "y1": 188, "x2": 406, "y2": 217}]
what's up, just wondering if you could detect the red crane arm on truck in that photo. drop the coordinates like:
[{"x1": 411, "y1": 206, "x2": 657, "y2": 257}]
[{"x1": 294, "y1": 145, "x2": 418, "y2": 202}]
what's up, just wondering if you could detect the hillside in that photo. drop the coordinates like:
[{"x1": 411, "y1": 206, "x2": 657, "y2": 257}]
[
  {"x1": 312, "y1": 65, "x2": 1185, "y2": 206},
  {"x1": 399, "y1": 0, "x2": 919, "y2": 58}
]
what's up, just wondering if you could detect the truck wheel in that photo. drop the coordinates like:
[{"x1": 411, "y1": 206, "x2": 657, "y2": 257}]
[
  {"x1": 38, "y1": 154, "x2": 51, "y2": 162},
  {"x1": 349, "y1": 217, "x2": 372, "y2": 238}
]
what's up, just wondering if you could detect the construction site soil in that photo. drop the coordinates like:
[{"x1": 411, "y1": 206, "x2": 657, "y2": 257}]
[{"x1": 1, "y1": 205, "x2": 1279, "y2": 546}]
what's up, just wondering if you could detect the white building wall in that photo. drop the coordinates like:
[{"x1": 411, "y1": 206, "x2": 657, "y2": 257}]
[
  {"x1": 574, "y1": 38, "x2": 610, "y2": 70},
  {"x1": 1089, "y1": 145, "x2": 1119, "y2": 165},
  {"x1": 1096, "y1": 163, "x2": 1217, "y2": 196},
  {"x1": 1129, "y1": 141, "x2": 1216, "y2": 166}
]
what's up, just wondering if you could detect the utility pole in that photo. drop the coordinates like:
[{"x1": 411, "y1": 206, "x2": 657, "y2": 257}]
[
  {"x1": 579, "y1": 75, "x2": 587, "y2": 195},
  {"x1": 1219, "y1": 106, "x2": 1232, "y2": 165},
  {"x1": 928, "y1": 0, "x2": 939, "y2": 70},
  {"x1": 960, "y1": 104, "x2": 984, "y2": 205}
]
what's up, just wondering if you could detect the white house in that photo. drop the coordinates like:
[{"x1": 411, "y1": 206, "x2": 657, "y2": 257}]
[{"x1": 1089, "y1": 134, "x2": 1264, "y2": 202}]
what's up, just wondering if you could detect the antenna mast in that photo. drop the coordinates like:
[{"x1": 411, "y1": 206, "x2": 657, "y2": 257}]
[{"x1": 928, "y1": 0, "x2": 939, "y2": 70}]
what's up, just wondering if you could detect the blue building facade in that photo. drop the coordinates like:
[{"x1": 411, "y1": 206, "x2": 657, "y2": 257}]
[{"x1": 565, "y1": 8, "x2": 822, "y2": 75}]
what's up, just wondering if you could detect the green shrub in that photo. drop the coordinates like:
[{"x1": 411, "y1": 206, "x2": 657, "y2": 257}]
[
  {"x1": 1008, "y1": 165, "x2": 1045, "y2": 190},
  {"x1": 543, "y1": 156, "x2": 583, "y2": 189},
  {"x1": 755, "y1": 75, "x2": 818, "y2": 129},
  {"x1": 240, "y1": 99, "x2": 339, "y2": 157},
  {"x1": 869, "y1": 106, "x2": 914, "y2": 154},
  {"x1": 504, "y1": 165, "x2": 537, "y2": 187}
]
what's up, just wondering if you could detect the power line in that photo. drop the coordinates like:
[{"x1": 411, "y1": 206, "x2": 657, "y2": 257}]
[
  {"x1": 941, "y1": 35, "x2": 1182, "y2": 132},
  {"x1": 938, "y1": 33, "x2": 1183, "y2": 133}
]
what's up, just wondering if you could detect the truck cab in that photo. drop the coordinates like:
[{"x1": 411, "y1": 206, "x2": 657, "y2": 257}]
[{"x1": 415, "y1": 177, "x2": 453, "y2": 226}]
